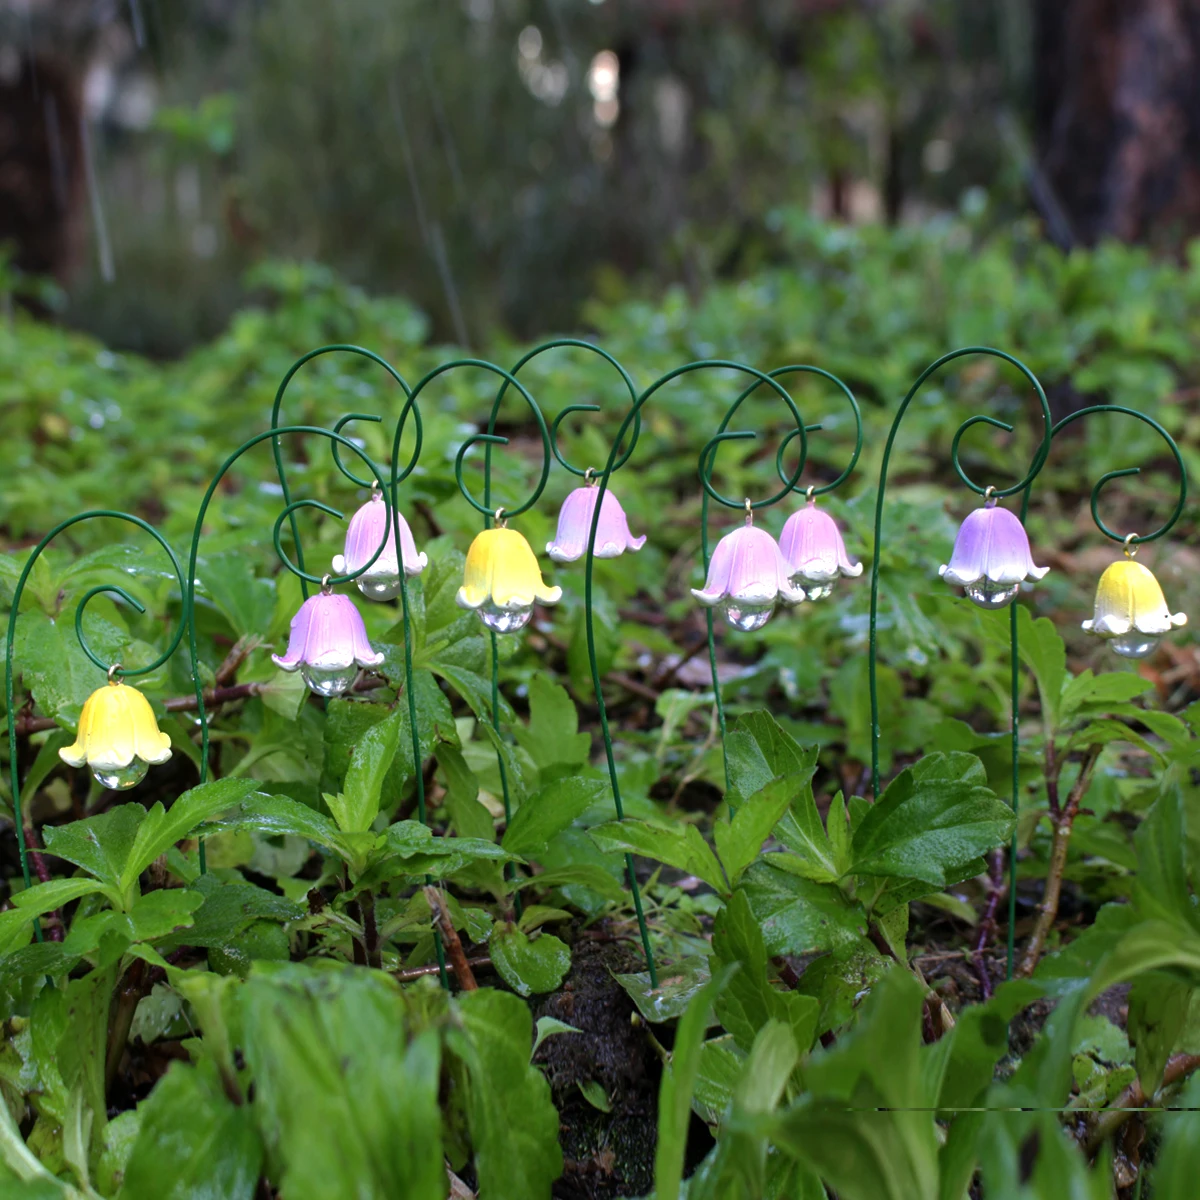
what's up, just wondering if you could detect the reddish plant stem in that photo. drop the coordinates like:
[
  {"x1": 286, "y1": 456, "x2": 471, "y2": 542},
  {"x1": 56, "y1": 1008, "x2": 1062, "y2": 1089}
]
[
  {"x1": 105, "y1": 958, "x2": 148, "y2": 1095},
  {"x1": 23, "y1": 825, "x2": 63, "y2": 941},
  {"x1": 425, "y1": 886, "x2": 477, "y2": 991},
  {"x1": 1083, "y1": 1052, "x2": 1200, "y2": 1153},
  {"x1": 972, "y1": 849, "x2": 1007, "y2": 1000},
  {"x1": 1018, "y1": 742, "x2": 1103, "y2": 978}
]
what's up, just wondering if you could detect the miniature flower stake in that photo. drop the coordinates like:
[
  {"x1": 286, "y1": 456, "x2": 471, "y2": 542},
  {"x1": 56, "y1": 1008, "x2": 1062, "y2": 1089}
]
[
  {"x1": 547, "y1": 480, "x2": 645, "y2": 563},
  {"x1": 273, "y1": 584, "x2": 384, "y2": 696},
  {"x1": 693, "y1": 507, "x2": 805, "y2": 631},
  {"x1": 457, "y1": 518, "x2": 562, "y2": 633},
  {"x1": 779, "y1": 495, "x2": 862, "y2": 600},
  {"x1": 333, "y1": 491, "x2": 427, "y2": 601},
  {"x1": 60, "y1": 673, "x2": 172, "y2": 790},
  {"x1": 1083, "y1": 554, "x2": 1187, "y2": 659},
  {"x1": 939, "y1": 496, "x2": 1048, "y2": 609}
]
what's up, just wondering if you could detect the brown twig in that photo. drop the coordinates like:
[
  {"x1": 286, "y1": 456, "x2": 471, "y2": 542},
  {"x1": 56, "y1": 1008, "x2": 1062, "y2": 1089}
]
[
  {"x1": 1082, "y1": 1052, "x2": 1200, "y2": 1154},
  {"x1": 395, "y1": 955, "x2": 491, "y2": 983},
  {"x1": 1017, "y1": 743, "x2": 1103, "y2": 978},
  {"x1": 105, "y1": 959, "x2": 149, "y2": 1095},
  {"x1": 424, "y1": 886, "x2": 477, "y2": 991}
]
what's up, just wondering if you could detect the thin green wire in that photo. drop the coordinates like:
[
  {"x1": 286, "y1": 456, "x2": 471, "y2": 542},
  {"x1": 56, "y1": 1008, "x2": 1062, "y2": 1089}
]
[{"x1": 867, "y1": 347, "x2": 1053, "y2": 986}]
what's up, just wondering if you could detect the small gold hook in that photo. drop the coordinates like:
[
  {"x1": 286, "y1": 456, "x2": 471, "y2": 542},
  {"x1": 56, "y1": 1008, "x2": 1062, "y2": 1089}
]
[
  {"x1": 107, "y1": 663, "x2": 122, "y2": 683},
  {"x1": 584, "y1": 468, "x2": 597, "y2": 486},
  {"x1": 983, "y1": 485, "x2": 996, "y2": 502},
  {"x1": 744, "y1": 497, "x2": 753, "y2": 525},
  {"x1": 805, "y1": 485, "x2": 816, "y2": 503},
  {"x1": 494, "y1": 507, "x2": 507, "y2": 527},
  {"x1": 321, "y1": 574, "x2": 333, "y2": 593},
  {"x1": 1124, "y1": 532, "x2": 1139, "y2": 558}
]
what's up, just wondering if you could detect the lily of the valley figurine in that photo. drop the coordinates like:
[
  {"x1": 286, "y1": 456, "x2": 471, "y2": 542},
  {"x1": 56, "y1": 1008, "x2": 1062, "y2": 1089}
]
[
  {"x1": 1083, "y1": 552, "x2": 1187, "y2": 659},
  {"x1": 274, "y1": 583, "x2": 385, "y2": 696},
  {"x1": 60, "y1": 672, "x2": 173, "y2": 790},
  {"x1": 779, "y1": 496, "x2": 862, "y2": 600},
  {"x1": 547, "y1": 479, "x2": 646, "y2": 563},
  {"x1": 693, "y1": 505, "x2": 805, "y2": 631},
  {"x1": 457, "y1": 516, "x2": 562, "y2": 633},
  {"x1": 332, "y1": 491, "x2": 427, "y2": 601},
  {"x1": 940, "y1": 496, "x2": 1048, "y2": 609}
]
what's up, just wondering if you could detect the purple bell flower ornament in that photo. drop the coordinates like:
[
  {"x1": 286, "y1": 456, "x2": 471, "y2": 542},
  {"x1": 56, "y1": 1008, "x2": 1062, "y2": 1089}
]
[
  {"x1": 939, "y1": 495, "x2": 1048, "y2": 609},
  {"x1": 273, "y1": 580, "x2": 385, "y2": 697}
]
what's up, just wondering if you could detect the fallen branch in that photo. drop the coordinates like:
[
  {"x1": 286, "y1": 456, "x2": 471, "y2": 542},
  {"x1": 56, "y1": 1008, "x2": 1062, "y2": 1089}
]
[{"x1": 424, "y1": 886, "x2": 477, "y2": 991}]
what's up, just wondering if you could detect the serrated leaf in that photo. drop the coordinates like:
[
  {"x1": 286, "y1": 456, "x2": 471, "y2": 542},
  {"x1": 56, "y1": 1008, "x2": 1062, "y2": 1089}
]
[
  {"x1": 616, "y1": 959, "x2": 712, "y2": 1023},
  {"x1": 512, "y1": 675, "x2": 591, "y2": 781},
  {"x1": 503, "y1": 776, "x2": 609, "y2": 857},
  {"x1": 849, "y1": 752, "x2": 1014, "y2": 885},
  {"x1": 329, "y1": 708, "x2": 401, "y2": 833},
  {"x1": 588, "y1": 819, "x2": 726, "y2": 893},
  {"x1": 739, "y1": 859, "x2": 866, "y2": 955}
]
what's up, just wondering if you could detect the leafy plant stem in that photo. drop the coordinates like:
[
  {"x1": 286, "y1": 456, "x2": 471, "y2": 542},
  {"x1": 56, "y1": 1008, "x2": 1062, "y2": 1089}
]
[
  {"x1": 360, "y1": 888, "x2": 381, "y2": 970},
  {"x1": 1082, "y1": 1052, "x2": 1200, "y2": 1154},
  {"x1": 1018, "y1": 742, "x2": 1103, "y2": 977},
  {"x1": 867, "y1": 921, "x2": 954, "y2": 1039},
  {"x1": 23, "y1": 823, "x2": 63, "y2": 941},
  {"x1": 424, "y1": 885, "x2": 477, "y2": 991},
  {"x1": 105, "y1": 958, "x2": 148, "y2": 1095}
]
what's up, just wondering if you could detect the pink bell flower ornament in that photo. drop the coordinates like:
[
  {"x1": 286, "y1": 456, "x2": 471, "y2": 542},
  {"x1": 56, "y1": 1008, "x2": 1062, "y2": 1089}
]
[
  {"x1": 273, "y1": 585, "x2": 385, "y2": 697},
  {"x1": 332, "y1": 492, "x2": 427, "y2": 602},
  {"x1": 939, "y1": 498, "x2": 1048, "y2": 609},
  {"x1": 779, "y1": 497, "x2": 862, "y2": 600},
  {"x1": 692, "y1": 511, "x2": 805, "y2": 631},
  {"x1": 546, "y1": 482, "x2": 646, "y2": 564}
]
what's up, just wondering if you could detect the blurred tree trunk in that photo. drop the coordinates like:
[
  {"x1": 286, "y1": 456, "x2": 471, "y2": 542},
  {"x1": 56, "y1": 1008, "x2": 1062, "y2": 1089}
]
[{"x1": 1034, "y1": 0, "x2": 1200, "y2": 246}]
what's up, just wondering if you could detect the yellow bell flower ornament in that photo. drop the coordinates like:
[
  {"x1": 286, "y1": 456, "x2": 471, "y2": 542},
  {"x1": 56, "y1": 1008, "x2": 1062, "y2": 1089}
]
[
  {"x1": 456, "y1": 524, "x2": 562, "y2": 633},
  {"x1": 59, "y1": 677, "x2": 172, "y2": 790},
  {"x1": 1082, "y1": 557, "x2": 1187, "y2": 659}
]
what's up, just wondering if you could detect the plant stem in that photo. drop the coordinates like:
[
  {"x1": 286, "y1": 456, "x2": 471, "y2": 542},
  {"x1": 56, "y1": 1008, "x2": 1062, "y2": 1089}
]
[
  {"x1": 972, "y1": 849, "x2": 1007, "y2": 1000},
  {"x1": 1083, "y1": 1052, "x2": 1200, "y2": 1154},
  {"x1": 105, "y1": 958, "x2": 147, "y2": 1095},
  {"x1": 1018, "y1": 743, "x2": 1102, "y2": 977},
  {"x1": 360, "y1": 889, "x2": 381, "y2": 970},
  {"x1": 424, "y1": 886, "x2": 477, "y2": 991}
]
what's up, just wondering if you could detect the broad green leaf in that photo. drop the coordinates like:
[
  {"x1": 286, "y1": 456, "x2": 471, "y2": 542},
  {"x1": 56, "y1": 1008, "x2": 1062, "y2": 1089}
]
[
  {"x1": 1153, "y1": 1073, "x2": 1200, "y2": 1195},
  {"x1": 437, "y1": 744, "x2": 494, "y2": 842},
  {"x1": 242, "y1": 965, "x2": 445, "y2": 1200},
  {"x1": 740, "y1": 859, "x2": 866, "y2": 955},
  {"x1": 1128, "y1": 975, "x2": 1192, "y2": 1095},
  {"x1": 122, "y1": 888, "x2": 205, "y2": 943},
  {"x1": 1010, "y1": 605, "x2": 1066, "y2": 730},
  {"x1": 655, "y1": 965, "x2": 737, "y2": 1200},
  {"x1": 123, "y1": 778, "x2": 264, "y2": 893},
  {"x1": 120, "y1": 1060, "x2": 262, "y2": 1200},
  {"x1": 159, "y1": 875, "x2": 304, "y2": 950},
  {"x1": 503, "y1": 776, "x2": 609, "y2": 857},
  {"x1": 320, "y1": 699, "x2": 405, "y2": 806},
  {"x1": 1133, "y1": 784, "x2": 1195, "y2": 930},
  {"x1": 512, "y1": 675, "x2": 591, "y2": 781},
  {"x1": 715, "y1": 774, "x2": 807, "y2": 886},
  {"x1": 0, "y1": 878, "x2": 108, "y2": 952},
  {"x1": 531, "y1": 1016, "x2": 581, "y2": 1057},
  {"x1": 711, "y1": 889, "x2": 818, "y2": 1053},
  {"x1": 793, "y1": 945, "x2": 891, "y2": 1037},
  {"x1": 453, "y1": 988, "x2": 563, "y2": 1200},
  {"x1": 1060, "y1": 668, "x2": 1152, "y2": 716},
  {"x1": 328, "y1": 708, "x2": 401, "y2": 833},
  {"x1": 588, "y1": 819, "x2": 726, "y2": 893},
  {"x1": 489, "y1": 925, "x2": 571, "y2": 997},
  {"x1": 849, "y1": 752, "x2": 1014, "y2": 885},
  {"x1": 204, "y1": 791, "x2": 344, "y2": 852},
  {"x1": 693, "y1": 1036, "x2": 742, "y2": 1125},
  {"x1": 723, "y1": 710, "x2": 817, "y2": 808},
  {"x1": 615, "y1": 958, "x2": 712, "y2": 1023},
  {"x1": 42, "y1": 804, "x2": 144, "y2": 895},
  {"x1": 195, "y1": 553, "x2": 276, "y2": 638}
]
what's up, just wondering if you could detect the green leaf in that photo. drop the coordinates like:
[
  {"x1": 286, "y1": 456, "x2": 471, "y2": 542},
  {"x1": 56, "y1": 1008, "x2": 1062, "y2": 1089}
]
[
  {"x1": 503, "y1": 776, "x2": 609, "y2": 857},
  {"x1": 654, "y1": 964, "x2": 737, "y2": 1200},
  {"x1": 588, "y1": 819, "x2": 726, "y2": 893},
  {"x1": 1012, "y1": 605, "x2": 1066, "y2": 730},
  {"x1": 723, "y1": 710, "x2": 818, "y2": 808},
  {"x1": 437, "y1": 744, "x2": 495, "y2": 842},
  {"x1": 158, "y1": 875, "x2": 303, "y2": 950},
  {"x1": 714, "y1": 774, "x2": 804, "y2": 886},
  {"x1": 711, "y1": 889, "x2": 818, "y2": 1053},
  {"x1": 793, "y1": 945, "x2": 892, "y2": 1037},
  {"x1": 849, "y1": 752, "x2": 1014, "y2": 885},
  {"x1": 120, "y1": 1060, "x2": 262, "y2": 1200},
  {"x1": 328, "y1": 708, "x2": 401, "y2": 833},
  {"x1": 42, "y1": 804, "x2": 144, "y2": 895},
  {"x1": 739, "y1": 858, "x2": 866, "y2": 955},
  {"x1": 1128, "y1": 976, "x2": 1193, "y2": 1095},
  {"x1": 0, "y1": 878, "x2": 107, "y2": 953},
  {"x1": 615, "y1": 958, "x2": 712, "y2": 1023},
  {"x1": 241, "y1": 964, "x2": 445, "y2": 1200},
  {"x1": 123, "y1": 779, "x2": 264, "y2": 893},
  {"x1": 489, "y1": 925, "x2": 571, "y2": 997},
  {"x1": 1133, "y1": 784, "x2": 1196, "y2": 930},
  {"x1": 453, "y1": 988, "x2": 563, "y2": 1200},
  {"x1": 693, "y1": 1036, "x2": 743, "y2": 1125},
  {"x1": 195, "y1": 553, "x2": 276, "y2": 638},
  {"x1": 512, "y1": 675, "x2": 591, "y2": 781},
  {"x1": 123, "y1": 889, "x2": 205, "y2": 943},
  {"x1": 531, "y1": 1016, "x2": 581, "y2": 1057},
  {"x1": 205, "y1": 791, "x2": 344, "y2": 852},
  {"x1": 1153, "y1": 1073, "x2": 1200, "y2": 1195},
  {"x1": 1060, "y1": 668, "x2": 1152, "y2": 716}
]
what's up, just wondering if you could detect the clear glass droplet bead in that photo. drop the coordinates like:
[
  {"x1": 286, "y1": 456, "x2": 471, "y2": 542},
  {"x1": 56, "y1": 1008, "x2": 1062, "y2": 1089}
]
[
  {"x1": 803, "y1": 582, "x2": 835, "y2": 601},
  {"x1": 1110, "y1": 632, "x2": 1160, "y2": 660},
  {"x1": 723, "y1": 599, "x2": 774, "y2": 632},
  {"x1": 477, "y1": 602, "x2": 533, "y2": 634},
  {"x1": 964, "y1": 579, "x2": 1020, "y2": 609},
  {"x1": 355, "y1": 574, "x2": 402, "y2": 602},
  {"x1": 93, "y1": 760, "x2": 149, "y2": 791},
  {"x1": 301, "y1": 664, "x2": 359, "y2": 697}
]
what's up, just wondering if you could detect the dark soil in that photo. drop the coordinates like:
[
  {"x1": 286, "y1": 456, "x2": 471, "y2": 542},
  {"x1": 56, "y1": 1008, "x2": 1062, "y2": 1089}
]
[{"x1": 533, "y1": 931, "x2": 664, "y2": 1200}]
